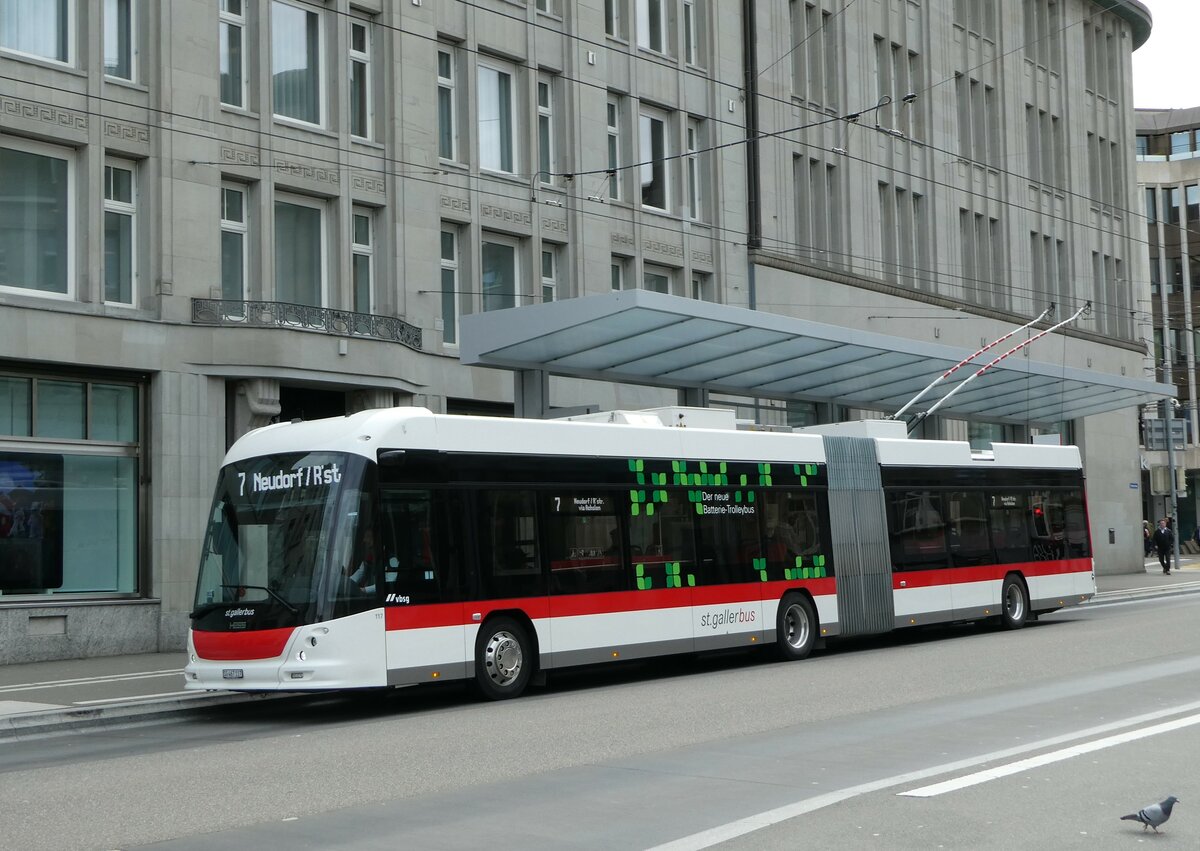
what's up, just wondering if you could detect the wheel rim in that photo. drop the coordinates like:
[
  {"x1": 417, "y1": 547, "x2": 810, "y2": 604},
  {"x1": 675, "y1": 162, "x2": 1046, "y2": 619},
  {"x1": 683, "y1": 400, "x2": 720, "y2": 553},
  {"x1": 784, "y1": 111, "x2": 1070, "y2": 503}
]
[
  {"x1": 784, "y1": 603, "x2": 810, "y2": 650},
  {"x1": 484, "y1": 630, "x2": 523, "y2": 687},
  {"x1": 1004, "y1": 584, "x2": 1025, "y2": 621}
]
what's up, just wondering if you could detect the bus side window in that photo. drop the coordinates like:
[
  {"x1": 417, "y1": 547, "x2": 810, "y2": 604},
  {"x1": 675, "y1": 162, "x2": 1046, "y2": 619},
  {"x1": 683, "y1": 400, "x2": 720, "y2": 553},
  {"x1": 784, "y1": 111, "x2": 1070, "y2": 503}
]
[
  {"x1": 887, "y1": 489, "x2": 948, "y2": 570},
  {"x1": 477, "y1": 490, "x2": 544, "y2": 599},
  {"x1": 378, "y1": 488, "x2": 460, "y2": 605},
  {"x1": 628, "y1": 495, "x2": 695, "y2": 590}
]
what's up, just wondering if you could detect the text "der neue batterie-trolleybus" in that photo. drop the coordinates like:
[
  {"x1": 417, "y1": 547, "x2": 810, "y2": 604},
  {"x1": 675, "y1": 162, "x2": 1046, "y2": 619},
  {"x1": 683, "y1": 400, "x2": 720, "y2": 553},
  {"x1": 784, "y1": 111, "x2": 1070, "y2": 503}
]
[{"x1": 184, "y1": 406, "x2": 1094, "y2": 699}]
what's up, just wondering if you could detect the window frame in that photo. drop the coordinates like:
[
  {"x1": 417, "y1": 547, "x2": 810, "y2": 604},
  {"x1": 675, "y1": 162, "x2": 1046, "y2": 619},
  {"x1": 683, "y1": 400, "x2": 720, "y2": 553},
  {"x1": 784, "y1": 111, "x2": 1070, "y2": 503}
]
[
  {"x1": 477, "y1": 59, "x2": 518, "y2": 175},
  {"x1": 348, "y1": 17, "x2": 372, "y2": 140},
  {"x1": 0, "y1": 136, "x2": 75, "y2": 300},
  {"x1": 273, "y1": 192, "x2": 327, "y2": 307},
  {"x1": 540, "y1": 245, "x2": 559, "y2": 303},
  {"x1": 685, "y1": 116, "x2": 705, "y2": 221},
  {"x1": 537, "y1": 74, "x2": 556, "y2": 185},
  {"x1": 437, "y1": 45, "x2": 459, "y2": 162},
  {"x1": 220, "y1": 182, "x2": 249, "y2": 302},
  {"x1": 351, "y1": 207, "x2": 374, "y2": 315},
  {"x1": 607, "y1": 95, "x2": 623, "y2": 201},
  {"x1": 103, "y1": 0, "x2": 135, "y2": 81},
  {"x1": 636, "y1": 0, "x2": 667, "y2": 55},
  {"x1": 103, "y1": 158, "x2": 137, "y2": 306},
  {"x1": 643, "y1": 263, "x2": 673, "y2": 295},
  {"x1": 481, "y1": 232, "x2": 522, "y2": 312},
  {"x1": 683, "y1": 0, "x2": 700, "y2": 67},
  {"x1": 639, "y1": 106, "x2": 671, "y2": 213},
  {"x1": 604, "y1": 0, "x2": 624, "y2": 40},
  {"x1": 271, "y1": 0, "x2": 326, "y2": 128},
  {"x1": 440, "y1": 226, "x2": 460, "y2": 347},
  {"x1": 0, "y1": 0, "x2": 74, "y2": 66},
  {"x1": 219, "y1": 0, "x2": 247, "y2": 109}
]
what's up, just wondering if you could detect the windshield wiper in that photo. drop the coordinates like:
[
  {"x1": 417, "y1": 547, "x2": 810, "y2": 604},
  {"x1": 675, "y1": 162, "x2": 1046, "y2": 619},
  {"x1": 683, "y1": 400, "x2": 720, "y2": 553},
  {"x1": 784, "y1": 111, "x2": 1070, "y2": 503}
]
[{"x1": 220, "y1": 583, "x2": 299, "y2": 615}]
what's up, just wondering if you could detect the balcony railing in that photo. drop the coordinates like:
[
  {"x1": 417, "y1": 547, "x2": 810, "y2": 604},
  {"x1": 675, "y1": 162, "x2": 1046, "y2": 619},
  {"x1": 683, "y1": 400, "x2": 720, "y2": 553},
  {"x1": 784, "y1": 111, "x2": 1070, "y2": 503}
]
[{"x1": 191, "y1": 298, "x2": 422, "y2": 351}]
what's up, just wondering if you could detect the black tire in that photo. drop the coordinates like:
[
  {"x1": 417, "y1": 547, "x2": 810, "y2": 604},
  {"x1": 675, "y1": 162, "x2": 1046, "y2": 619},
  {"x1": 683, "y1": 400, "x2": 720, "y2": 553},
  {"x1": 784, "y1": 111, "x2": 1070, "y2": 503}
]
[
  {"x1": 474, "y1": 616, "x2": 534, "y2": 700},
  {"x1": 1000, "y1": 575, "x2": 1029, "y2": 630},
  {"x1": 776, "y1": 593, "x2": 818, "y2": 661}
]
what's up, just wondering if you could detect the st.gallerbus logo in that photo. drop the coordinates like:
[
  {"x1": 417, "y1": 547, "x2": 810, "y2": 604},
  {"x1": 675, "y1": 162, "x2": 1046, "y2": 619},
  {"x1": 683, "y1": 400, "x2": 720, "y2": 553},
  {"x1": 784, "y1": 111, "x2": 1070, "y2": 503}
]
[{"x1": 225, "y1": 608, "x2": 255, "y2": 618}]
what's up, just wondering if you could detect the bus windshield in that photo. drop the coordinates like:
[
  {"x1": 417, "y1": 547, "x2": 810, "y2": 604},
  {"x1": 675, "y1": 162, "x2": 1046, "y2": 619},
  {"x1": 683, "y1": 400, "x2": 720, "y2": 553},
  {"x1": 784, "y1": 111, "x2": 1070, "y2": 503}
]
[{"x1": 192, "y1": 452, "x2": 369, "y2": 628}]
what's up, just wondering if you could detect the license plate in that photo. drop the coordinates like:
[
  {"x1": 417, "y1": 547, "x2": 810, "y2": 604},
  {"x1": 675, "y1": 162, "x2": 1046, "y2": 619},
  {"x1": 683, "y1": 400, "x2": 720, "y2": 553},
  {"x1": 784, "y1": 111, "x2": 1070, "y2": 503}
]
[{"x1": 222, "y1": 669, "x2": 244, "y2": 679}]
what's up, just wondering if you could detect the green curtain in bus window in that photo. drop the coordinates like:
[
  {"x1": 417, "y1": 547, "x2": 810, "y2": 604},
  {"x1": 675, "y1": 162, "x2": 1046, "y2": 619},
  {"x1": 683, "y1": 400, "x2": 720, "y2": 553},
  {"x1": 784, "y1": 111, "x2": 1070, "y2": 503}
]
[{"x1": 628, "y1": 496, "x2": 695, "y2": 590}]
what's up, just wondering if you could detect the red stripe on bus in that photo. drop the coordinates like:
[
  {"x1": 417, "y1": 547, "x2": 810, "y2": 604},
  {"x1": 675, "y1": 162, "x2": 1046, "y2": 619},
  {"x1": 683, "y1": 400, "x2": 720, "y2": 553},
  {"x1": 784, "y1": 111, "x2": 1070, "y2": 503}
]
[
  {"x1": 193, "y1": 626, "x2": 295, "y2": 660},
  {"x1": 893, "y1": 559, "x2": 1091, "y2": 589},
  {"x1": 382, "y1": 579, "x2": 838, "y2": 630}
]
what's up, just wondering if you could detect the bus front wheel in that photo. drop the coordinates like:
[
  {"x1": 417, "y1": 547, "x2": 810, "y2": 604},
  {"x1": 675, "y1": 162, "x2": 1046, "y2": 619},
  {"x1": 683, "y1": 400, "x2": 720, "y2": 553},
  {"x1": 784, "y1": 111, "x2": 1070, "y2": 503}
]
[
  {"x1": 776, "y1": 594, "x2": 818, "y2": 661},
  {"x1": 1000, "y1": 575, "x2": 1029, "y2": 630},
  {"x1": 475, "y1": 616, "x2": 534, "y2": 700}
]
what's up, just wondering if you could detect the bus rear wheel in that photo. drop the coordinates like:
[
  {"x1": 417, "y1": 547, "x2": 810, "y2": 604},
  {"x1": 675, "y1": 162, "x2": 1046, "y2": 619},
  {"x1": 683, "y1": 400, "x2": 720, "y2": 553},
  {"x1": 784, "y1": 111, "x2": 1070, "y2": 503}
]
[
  {"x1": 1000, "y1": 575, "x2": 1029, "y2": 630},
  {"x1": 776, "y1": 594, "x2": 818, "y2": 661},
  {"x1": 475, "y1": 616, "x2": 534, "y2": 700}
]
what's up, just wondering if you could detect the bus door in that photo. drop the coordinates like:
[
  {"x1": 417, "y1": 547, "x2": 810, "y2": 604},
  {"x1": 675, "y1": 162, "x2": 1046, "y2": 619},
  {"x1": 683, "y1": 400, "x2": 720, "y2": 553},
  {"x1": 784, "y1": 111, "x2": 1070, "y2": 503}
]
[
  {"x1": 626, "y1": 493, "x2": 695, "y2": 658},
  {"x1": 543, "y1": 491, "x2": 633, "y2": 665},
  {"x1": 378, "y1": 487, "x2": 468, "y2": 685}
]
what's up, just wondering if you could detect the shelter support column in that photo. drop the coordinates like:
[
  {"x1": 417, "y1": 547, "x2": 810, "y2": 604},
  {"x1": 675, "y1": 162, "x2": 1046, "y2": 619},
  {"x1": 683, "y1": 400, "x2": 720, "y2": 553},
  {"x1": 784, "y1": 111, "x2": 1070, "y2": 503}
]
[
  {"x1": 678, "y1": 387, "x2": 710, "y2": 408},
  {"x1": 515, "y1": 369, "x2": 550, "y2": 419}
]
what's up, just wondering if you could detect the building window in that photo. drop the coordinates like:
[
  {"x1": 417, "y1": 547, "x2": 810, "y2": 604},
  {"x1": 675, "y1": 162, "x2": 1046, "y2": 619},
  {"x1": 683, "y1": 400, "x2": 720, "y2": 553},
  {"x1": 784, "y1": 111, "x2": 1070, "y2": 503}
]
[
  {"x1": 437, "y1": 46, "x2": 457, "y2": 161},
  {"x1": 351, "y1": 209, "x2": 373, "y2": 314},
  {"x1": 478, "y1": 61, "x2": 516, "y2": 174},
  {"x1": 537, "y1": 74, "x2": 555, "y2": 184},
  {"x1": 0, "y1": 374, "x2": 141, "y2": 597},
  {"x1": 683, "y1": 0, "x2": 701, "y2": 66},
  {"x1": 607, "y1": 95, "x2": 623, "y2": 201},
  {"x1": 795, "y1": 155, "x2": 841, "y2": 268},
  {"x1": 104, "y1": 0, "x2": 134, "y2": 79},
  {"x1": 104, "y1": 161, "x2": 136, "y2": 305},
  {"x1": 636, "y1": 0, "x2": 666, "y2": 53},
  {"x1": 482, "y1": 235, "x2": 519, "y2": 311},
  {"x1": 220, "y1": 184, "x2": 247, "y2": 302},
  {"x1": 790, "y1": 1, "x2": 838, "y2": 110},
  {"x1": 956, "y1": 74, "x2": 997, "y2": 167},
  {"x1": 643, "y1": 264, "x2": 672, "y2": 294},
  {"x1": 274, "y1": 195, "x2": 324, "y2": 307},
  {"x1": 219, "y1": 0, "x2": 246, "y2": 108},
  {"x1": 879, "y1": 182, "x2": 927, "y2": 291},
  {"x1": 441, "y1": 228, "x2": 459, "y2": 345},
  {"x1": 685, "y1": 117, "x2": 705, "y2": 221},
  {"x1": 960, "y1": 208, "x2": 1004, "y2": 309},
  {"x1": 956, "y1": 0, "x2": 996, "y2": 39},
  {"x1": 541, "y1": 246, "x2": 558, "y2": 303},
  {"x1": 1030, "y1": 232, "x2": 1068, "y2": 311},
  {"x1": 272, "y1": 0, "x2": 323, "y2": 126},
  {"x1": 349, "y1": 19, "x2": 371, "y2": 139},
  {"x1": 691, "y1": 271, "x2": 711, "y2": 301},
  {"x1": 611, "y1": 259, "x2": 626, "y2": 290},
  {"x1": 605, "y1": 0, "x2": 623, "y2": 39},
  {"x1": 0, "y1": 0, "x2": 71, "y2": 64},
  {"x1": 639, "y1": 108, "x2": 669, "y2": 211},
  {"x1": 0, "y1": 139, "x2": 71, "y2": 296}
]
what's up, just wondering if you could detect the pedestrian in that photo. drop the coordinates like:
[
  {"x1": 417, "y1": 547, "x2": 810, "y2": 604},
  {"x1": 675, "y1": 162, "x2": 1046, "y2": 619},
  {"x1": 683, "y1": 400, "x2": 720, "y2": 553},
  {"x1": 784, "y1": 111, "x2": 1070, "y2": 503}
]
[
  {"x1": 1153, "y1": 518, "x2": 1174, "y2": 575},
  {"x1": 1144, "y1": 521, "x2": 1154, "y2": 557}
]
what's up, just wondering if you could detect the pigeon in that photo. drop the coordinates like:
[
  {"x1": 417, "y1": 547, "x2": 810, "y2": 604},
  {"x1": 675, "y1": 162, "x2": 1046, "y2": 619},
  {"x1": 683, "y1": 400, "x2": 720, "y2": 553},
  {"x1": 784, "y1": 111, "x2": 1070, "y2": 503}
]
[{"x1": 1120, "y1": 796, "x2": 1179, "y2": 833}]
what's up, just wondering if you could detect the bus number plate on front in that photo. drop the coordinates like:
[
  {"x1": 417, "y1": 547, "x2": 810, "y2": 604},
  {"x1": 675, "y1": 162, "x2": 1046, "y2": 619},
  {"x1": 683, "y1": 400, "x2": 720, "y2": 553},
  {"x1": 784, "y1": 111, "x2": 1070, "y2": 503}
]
[{"x1": 222, "y1": 669, "x2": 244, "y2": 679}]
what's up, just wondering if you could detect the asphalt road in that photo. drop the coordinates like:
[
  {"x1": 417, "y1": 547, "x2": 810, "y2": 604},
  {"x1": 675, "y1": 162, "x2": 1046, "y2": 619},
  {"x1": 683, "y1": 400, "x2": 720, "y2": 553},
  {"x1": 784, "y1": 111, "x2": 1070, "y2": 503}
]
[{"x1": 2, "y1": 593, "x2": 1198, "y2": 850}]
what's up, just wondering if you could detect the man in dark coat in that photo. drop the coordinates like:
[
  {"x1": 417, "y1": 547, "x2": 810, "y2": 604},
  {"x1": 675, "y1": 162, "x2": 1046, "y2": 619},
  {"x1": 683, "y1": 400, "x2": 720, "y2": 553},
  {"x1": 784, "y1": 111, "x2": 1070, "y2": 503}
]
[{"x1": 1153, "y1": 518, "x2": 1174, "y2": 575}]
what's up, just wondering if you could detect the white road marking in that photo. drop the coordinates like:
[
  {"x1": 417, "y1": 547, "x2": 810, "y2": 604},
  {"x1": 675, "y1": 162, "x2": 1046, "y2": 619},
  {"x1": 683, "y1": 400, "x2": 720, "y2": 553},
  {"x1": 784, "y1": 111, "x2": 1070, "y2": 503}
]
[
  {"x1": 645, "y1": 699, "x2": 1200, "y2": 851},
  {"x1": 898, "y1": 710, "x2": 1200, "y2": 797},
  {"x1": 0, "y1": 670, "x2": 181, "y2": 695}
]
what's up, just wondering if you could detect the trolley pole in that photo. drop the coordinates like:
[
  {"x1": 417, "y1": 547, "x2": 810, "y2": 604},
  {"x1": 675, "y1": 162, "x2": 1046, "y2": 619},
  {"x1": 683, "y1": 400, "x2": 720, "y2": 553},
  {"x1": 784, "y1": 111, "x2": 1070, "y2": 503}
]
[{"x1": 1164, "y1": 352, "x2": 1181, "y2": 569}]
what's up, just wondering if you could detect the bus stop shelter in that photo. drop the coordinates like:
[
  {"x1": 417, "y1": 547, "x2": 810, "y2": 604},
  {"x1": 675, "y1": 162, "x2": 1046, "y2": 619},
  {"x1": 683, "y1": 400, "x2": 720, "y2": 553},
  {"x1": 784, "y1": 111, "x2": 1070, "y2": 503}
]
[{"x1": 459, "y1": 290, "x2": 1171, "y2": 426}]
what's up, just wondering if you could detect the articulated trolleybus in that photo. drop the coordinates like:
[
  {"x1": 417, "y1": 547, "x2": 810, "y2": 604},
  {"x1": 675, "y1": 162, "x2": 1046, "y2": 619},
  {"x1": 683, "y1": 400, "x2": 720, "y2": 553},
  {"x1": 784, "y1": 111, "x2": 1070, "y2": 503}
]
[{"x1": 185, "y1": 407, "x2": 1094, "y2": 699}]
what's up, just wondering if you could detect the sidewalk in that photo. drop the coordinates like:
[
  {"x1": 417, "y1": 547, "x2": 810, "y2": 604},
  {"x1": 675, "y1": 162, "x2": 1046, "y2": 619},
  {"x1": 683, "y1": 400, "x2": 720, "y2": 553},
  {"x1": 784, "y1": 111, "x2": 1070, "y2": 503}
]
[{"x1": 3, "y1": 561, "x2": 1200, "y2": 739}]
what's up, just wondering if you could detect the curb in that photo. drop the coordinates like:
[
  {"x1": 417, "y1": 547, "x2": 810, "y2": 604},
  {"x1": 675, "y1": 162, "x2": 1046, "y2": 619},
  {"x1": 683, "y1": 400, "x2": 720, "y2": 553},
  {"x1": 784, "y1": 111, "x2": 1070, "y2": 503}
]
[
  {"x1": 0, "y1": 690, "x2": 286, "y2": 741},
  {"x1": 1089, "y1": 580, "x2": 1200, "y2": 604}
]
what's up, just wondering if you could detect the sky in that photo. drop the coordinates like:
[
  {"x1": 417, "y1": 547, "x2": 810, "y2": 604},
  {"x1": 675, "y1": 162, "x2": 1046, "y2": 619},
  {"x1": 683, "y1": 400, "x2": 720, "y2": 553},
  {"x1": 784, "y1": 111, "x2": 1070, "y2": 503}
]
[{"x1": 1132, "y1": 0, "x2": 1200, "y2": 109}]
